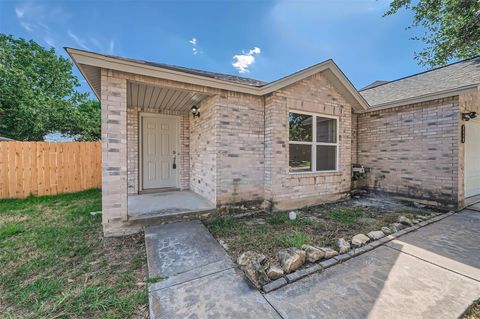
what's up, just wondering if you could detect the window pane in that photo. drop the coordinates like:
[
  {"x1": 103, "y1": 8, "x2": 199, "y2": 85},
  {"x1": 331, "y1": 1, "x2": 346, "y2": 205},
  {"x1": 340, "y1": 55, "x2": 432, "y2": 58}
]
[
  {"x1": 289, "y1": 113, "x2": 312, "y2": 142},
  {"x1": 289, "y1": 144, "x2": 312, "y2": 172},
  {"x1": 316, "y1": 117, "x2": 337, "y2": 143},
  {"x1": 316, "y1": 145, "x2": 336, "y2": 171}
]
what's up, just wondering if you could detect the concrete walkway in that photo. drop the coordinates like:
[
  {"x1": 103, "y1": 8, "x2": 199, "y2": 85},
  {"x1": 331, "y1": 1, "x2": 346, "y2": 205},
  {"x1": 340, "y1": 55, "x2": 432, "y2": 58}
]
[{"x1": 146, "y1": 210, "x2": 480, "y2": 319}]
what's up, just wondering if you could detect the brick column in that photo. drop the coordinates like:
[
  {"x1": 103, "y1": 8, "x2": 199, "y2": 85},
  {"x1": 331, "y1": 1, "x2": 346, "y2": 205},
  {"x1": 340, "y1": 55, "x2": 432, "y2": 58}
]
[{"x1": 100, "y1": 69, "x2": 128, "y2": 236}]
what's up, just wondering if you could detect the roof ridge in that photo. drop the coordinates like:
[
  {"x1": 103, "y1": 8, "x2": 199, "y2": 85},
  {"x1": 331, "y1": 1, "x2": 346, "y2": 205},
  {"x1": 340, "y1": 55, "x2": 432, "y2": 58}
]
[{"x1": 359, "y1": 55, "x2": 480, "y2": 92}]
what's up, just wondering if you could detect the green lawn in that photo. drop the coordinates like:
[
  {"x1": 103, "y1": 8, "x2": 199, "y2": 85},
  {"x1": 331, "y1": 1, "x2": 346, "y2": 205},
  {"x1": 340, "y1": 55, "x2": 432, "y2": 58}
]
[{"x1": 0, "y1": 189, "x2": 148, "y2": 319}]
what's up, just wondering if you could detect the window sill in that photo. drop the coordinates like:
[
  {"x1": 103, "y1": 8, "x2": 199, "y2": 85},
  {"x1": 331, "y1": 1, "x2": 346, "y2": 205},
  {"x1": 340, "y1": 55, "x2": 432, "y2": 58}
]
[{"x1": 288, "y1": 170, "x2": 343, "y2": 178}]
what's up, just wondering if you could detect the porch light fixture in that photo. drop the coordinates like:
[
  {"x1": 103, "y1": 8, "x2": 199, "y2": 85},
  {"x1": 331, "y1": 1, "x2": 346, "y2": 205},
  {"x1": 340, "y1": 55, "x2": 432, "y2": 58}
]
[
  {"x1": 191, "y1": 105, "x2": 200, "y2": 118},
  {"x1": 462, "y1": 111, "x2": 477, "y2": 121}
]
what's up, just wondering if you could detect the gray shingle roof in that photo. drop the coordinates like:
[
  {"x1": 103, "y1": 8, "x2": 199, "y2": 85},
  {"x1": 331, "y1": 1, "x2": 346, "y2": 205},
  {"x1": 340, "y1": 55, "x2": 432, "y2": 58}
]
[
  {"x1": 360, "y1": 57, "x2": 480, "y2": 107},
  {"x1": 97, "y1": 52, "x2": 268, "y2": 87},
  {"x1": 360, "y1": 80, "x2": 389, "y2": 91}
]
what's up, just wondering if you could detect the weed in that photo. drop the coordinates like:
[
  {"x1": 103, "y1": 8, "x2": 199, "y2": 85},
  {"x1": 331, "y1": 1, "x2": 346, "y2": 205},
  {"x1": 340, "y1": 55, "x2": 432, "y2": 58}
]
[
  {"x1": 328, "y1": 208, "x2": 364, "y2": 224},
  {"x1": 0, "y1": 223, "x2": 25, "y2": 240}
]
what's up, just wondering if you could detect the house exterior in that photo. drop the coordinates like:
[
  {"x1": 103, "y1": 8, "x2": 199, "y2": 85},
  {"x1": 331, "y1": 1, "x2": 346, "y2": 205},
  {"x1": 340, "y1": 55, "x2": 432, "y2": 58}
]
[{"x1": 67, "y1": 48, "x2": 480, "y2": 236}]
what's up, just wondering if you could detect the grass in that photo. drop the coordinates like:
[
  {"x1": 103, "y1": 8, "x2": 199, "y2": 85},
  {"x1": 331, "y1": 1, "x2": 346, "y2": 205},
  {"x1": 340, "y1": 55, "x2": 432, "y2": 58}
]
[
  {"x1": 327, "y1": 208, "x2": 364, "y2": 224},
  {"x1": 463, "y1": 299, "x2": 480, "y2": 319},
  {"x1": 205, "y1": 201, "x2": 432, "y2": 264},
  {"x1": 0, "y1": 189, "x2": 148, "y2": 319}
]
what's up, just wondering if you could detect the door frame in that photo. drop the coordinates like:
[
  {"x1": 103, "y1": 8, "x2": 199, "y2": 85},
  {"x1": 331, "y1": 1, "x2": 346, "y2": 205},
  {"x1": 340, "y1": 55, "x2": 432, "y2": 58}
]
[
  {"x1": 464, "y1": 117, "x2": 480, "y2": 199},
  {"x1": 139, "y1": 112, "x2": 181, "y2": 192}
]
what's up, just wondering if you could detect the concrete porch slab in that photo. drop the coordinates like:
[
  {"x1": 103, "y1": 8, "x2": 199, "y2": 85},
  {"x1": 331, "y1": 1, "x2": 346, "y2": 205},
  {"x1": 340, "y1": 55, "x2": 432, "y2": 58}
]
[{"x1": 128, "y1": 190, "x2": 215, "y2": 220}]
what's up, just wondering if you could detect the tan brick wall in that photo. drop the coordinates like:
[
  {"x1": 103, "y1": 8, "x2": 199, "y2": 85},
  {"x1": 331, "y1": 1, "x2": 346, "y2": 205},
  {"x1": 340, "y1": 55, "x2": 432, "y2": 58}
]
[
  {"x1": 190, "y1": 96, "x2": 217, "y2": 203},
  {"x1": 265, "y1": 72, "x2": 353, "y2": 210},
  {"x1": 100, "y1": 69, "x2": 129, "y2": 236},
  {"x1": 215, "y1": 93, "x2": 265, "y2": 204},
  {"x1": 351, "y1": 113, "x2": 358, "y2": 164},
  {"x1": 356, "y1": 97, "x2": 460, "y2": 207}
]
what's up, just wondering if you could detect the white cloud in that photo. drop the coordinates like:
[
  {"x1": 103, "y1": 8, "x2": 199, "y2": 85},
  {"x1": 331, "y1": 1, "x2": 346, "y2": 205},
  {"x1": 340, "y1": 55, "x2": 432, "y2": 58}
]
[
  {"x1": 15, "y1": 6, "x2": 25, "y2": 18},
  {"x1": 108, "y1": 40, "x2": 115, "y2": 54},
  {"x1": 232, "y1": 47, "x2": 261, "y2": 73},
  {"x1": 189, "y1": 37, "x2": 199, "y2": 55},
  {"x1": 44, "y1": 36, "x2": 56, "y2": 47},
  {"x1": 68, "y1": 30, "x2": 90, "y2": 50}
]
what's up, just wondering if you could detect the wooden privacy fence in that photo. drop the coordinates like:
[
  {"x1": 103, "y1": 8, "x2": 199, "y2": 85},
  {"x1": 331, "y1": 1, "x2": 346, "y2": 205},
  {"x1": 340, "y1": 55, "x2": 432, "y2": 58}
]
[{"x1": 0, "y1": 142, "x2": 101, "y2": 199}]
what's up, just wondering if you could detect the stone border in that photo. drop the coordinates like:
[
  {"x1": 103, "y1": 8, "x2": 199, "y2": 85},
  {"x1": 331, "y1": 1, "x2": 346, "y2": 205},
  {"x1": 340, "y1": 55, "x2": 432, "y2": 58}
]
[{"x1": 262, "y1": 210, "x2": 457, "y2": 293}]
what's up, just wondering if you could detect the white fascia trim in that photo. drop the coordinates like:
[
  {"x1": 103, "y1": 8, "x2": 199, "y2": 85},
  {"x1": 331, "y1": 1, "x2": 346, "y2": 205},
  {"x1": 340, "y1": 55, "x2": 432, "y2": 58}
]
[{"x1": 365, "y1": 84, "x2": 480, "y2": 112}]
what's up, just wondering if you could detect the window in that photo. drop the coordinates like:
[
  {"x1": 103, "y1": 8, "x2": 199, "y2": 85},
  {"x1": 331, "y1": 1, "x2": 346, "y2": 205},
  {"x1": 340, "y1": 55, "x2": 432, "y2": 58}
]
[{"x1": 289, "y1": 112, "x2": 338, "y2": 173}]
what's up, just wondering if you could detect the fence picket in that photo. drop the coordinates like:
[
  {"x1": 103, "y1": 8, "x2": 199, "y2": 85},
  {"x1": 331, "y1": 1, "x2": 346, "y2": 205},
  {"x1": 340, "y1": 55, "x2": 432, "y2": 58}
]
[{"x1": 0, "y1": 142, "x2": 101, "y2": 198}]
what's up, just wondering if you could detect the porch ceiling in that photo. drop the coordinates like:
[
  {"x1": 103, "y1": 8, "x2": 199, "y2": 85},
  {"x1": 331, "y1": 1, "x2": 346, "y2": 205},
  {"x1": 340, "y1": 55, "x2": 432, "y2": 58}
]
[{"x1": 127, "y1": 81, "x2": 208, "y2": 112}]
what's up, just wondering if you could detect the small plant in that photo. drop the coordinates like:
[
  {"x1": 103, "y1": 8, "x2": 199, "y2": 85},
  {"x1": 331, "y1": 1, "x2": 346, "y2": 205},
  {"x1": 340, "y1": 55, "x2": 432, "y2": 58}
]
[
  {"x1": 147, "y1": 276, "x2": 166, "y2": 284},
  {"x1": 0, "y1": 223, "x2": 25, "y2": 240},
  {"x1": 328, "y1": 208, "x2": 364, "y2": 224},
  {"x1": 267, "y1": 212, "x2": 290, "y2": 225},
  {"x1": 275, "y1": 231, "x2": 312, "y2": 248},
  {"x1": 208, "y1": 217, "x2": 239, "y2": 236}
]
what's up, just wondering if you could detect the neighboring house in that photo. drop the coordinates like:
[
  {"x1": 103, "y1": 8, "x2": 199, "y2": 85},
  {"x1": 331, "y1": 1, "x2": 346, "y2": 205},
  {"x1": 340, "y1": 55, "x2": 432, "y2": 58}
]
[{"x1": 67, "y1": 48, "x2": 480, "y2": 236}]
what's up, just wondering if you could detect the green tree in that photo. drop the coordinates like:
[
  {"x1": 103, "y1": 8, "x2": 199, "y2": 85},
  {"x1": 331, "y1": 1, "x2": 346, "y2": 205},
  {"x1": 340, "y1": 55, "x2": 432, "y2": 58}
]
[
  {"x1": 65, "y1": 100, "x2": 101, "y2": 141},
  {"x1": 385, "y1": 0, "x2": 480, "y2": 67},
  {"x1": 0, "y1": 34, "x2": 93, "y2": 140}
]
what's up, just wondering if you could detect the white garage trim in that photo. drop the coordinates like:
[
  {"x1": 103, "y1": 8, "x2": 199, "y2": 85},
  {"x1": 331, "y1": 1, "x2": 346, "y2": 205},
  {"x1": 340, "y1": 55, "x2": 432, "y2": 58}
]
[{"x1": 464, "y1": 117, "x2": 480, "y2": 198}]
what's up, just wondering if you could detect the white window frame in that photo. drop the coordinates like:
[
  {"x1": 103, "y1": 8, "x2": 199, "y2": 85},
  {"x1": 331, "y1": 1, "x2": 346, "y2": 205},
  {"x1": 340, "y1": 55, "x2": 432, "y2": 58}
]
[{"x1": 288, "y1": 110, "x2": 339, "y2": 173}]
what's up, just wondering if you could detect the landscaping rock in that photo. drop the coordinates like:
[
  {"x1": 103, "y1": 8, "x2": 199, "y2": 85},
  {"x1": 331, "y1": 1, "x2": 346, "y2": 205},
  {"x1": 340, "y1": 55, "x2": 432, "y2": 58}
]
[
  {"x1": 242, "y1": 260, "x2": 270, "y2": 288},
  {"x1": 301, "y1": 244, "x2": 325, "y2": 263},
  {"x1": 381, "y1": 226, "x2": 393, "y2": 235},
  {"x1": 237, "y1": 251, "x2": 270, "y2": 288},
  {"x1": 266, "y1": 266, "x2": 284, "y2": 280},
  {"x1": 336, "y1": 238, "x2": 351, "y2": 253},
  {"x1": 398, "y1": 216, "x2": 414, "y2": 226},
  {"x1": 367, "y1": 230, "x2": 385, "y2": 240},
  {"x1": 351, "y1": 234, "x2": 370, "y2": 247},
  {"x1": 416, "y1": 215, "x2": 430, "y2": 221},
  {"x1": 389, "y1": 222, "x2": 404, "y2": 232},
  {"x1": 411, "y1": 219, "x2": 421, "y2": 224},
  {"x1": 237, "y1": 251, "x2": 266, "y2": 267},
  {"x1": 319, "y1": 247, "x2": 338, "y2": 259},
  {"x1": 277, "y1": 248, "x2": 305, "y2": 273}
]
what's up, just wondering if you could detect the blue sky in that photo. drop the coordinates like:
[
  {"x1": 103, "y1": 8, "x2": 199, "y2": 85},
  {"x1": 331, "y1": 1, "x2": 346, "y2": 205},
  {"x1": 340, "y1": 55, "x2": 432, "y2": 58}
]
[{"x1": 1, "y1": 0, "x2": 427, "y2": 97}]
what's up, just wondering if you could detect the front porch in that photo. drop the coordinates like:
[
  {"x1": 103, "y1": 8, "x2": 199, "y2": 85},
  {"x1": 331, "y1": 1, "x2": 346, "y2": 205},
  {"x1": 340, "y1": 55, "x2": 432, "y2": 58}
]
[{"x1": 128, "y1": 190, "x2": 215, "y2": 221}]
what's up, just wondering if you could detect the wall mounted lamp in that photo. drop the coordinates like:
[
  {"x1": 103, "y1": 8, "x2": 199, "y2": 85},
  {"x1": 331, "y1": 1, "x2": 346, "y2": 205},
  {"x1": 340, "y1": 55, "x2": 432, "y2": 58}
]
[
  {"x1": 191, "y1": 105, "x2": 200, "y2": 118},
  {"x1": 462, "y1": 111, "x2": 477, "y2": 121}
]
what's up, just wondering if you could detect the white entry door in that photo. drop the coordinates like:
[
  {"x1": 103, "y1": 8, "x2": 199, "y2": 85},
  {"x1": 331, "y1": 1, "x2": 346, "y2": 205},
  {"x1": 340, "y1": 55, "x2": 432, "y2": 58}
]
[
  {"x1": 142, "y1": 115, "x2": 178, "y2": 189},
  {"x1": 465, "y1": 118, "x2": 480, "y2": 198}
]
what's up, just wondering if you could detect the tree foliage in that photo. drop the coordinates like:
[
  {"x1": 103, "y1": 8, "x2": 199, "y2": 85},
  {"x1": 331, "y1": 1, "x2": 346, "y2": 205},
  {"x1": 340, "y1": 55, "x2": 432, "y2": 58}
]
[
  {"x1": 385, "y1": 0, "x2": 480, "y2": 67},
  {"x1": 0, "y1": 34, "x2": 99, "y2": 141},
  {"x1": 64, "y1": 100, "x2": 101, "y2": 141}
]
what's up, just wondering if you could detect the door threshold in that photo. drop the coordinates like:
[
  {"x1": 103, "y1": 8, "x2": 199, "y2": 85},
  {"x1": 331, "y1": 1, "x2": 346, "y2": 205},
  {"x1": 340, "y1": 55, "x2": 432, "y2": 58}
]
[{"x1": 140, "y1": 187, "x2": 180, "y2": 195}]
